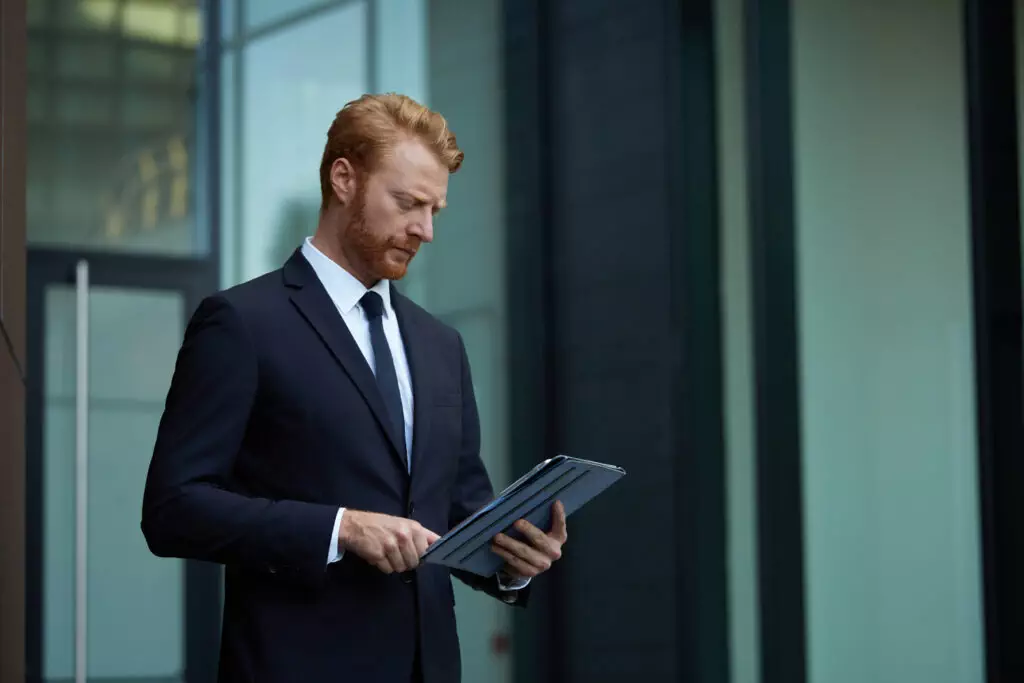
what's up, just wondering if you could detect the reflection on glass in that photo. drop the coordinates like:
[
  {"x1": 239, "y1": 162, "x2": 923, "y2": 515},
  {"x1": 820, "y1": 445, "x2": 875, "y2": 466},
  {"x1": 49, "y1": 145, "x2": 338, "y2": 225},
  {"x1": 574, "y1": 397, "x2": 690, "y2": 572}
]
[
  {"x1": 57, "y1": 0, "x2": 119, "y2": 31},
  {"x1": 237, "y1": 1, "x2": 366, "y2": 280},
  {"x1": 244, "y1": 0, "x2": 335, "y2": 31},
  {"x1": 123, "y1": 1, "x2": 202, "y2": 45},
  {"x1": 28, "y1": 0, "x2": 48, "y2": 27},
  {"x1": 28, "y1": 0, "x2": 205, "y2": 255},
  {"x1": 55, "y1": 43, "x2": 116, "y2": 80},
  {"x1": 222, "y1": 0, "x2": 236, "y2": 41}
]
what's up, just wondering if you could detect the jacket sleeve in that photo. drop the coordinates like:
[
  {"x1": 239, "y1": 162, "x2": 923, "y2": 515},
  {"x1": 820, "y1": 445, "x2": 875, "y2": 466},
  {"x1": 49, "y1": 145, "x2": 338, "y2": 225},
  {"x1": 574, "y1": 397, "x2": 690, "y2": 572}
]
[
  {"x1": 447, "y1": 332, "x2": 531, "y2": 607},
  {"x1": 141, "y1": 295, "x2": 339, "y2": 589}
]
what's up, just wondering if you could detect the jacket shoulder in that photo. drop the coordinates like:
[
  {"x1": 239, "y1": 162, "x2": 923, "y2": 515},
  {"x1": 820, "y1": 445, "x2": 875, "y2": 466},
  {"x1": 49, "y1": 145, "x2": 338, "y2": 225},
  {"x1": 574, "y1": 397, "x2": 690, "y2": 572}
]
[
  {"x1": 393, "y1": 290, "x2": 463, "y2": 346},
  {"x1": 197, "y1": 269, "x2": 286, "y2": 318}
]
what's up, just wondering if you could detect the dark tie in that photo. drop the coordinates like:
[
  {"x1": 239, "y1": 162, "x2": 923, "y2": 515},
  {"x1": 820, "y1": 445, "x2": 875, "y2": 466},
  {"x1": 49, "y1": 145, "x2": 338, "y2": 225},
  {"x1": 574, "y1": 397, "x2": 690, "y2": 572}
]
[{"x1": 360, "y1": 291, "x2": 407, "y2": 464}]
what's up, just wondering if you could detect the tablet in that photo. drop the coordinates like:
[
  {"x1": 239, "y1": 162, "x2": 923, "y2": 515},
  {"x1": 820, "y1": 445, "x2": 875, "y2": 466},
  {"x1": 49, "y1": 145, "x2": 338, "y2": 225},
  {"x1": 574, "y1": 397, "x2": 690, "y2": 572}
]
[{"x1": 421, "y1": 455, "x2": 626, "y2": 577}]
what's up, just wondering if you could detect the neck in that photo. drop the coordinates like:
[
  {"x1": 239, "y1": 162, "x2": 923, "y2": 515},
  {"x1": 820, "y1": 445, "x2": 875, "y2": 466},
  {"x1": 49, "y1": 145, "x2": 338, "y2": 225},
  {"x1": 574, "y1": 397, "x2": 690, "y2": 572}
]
[{"x1": 311, "y1": 216, "x2": 377, "y2": 288}]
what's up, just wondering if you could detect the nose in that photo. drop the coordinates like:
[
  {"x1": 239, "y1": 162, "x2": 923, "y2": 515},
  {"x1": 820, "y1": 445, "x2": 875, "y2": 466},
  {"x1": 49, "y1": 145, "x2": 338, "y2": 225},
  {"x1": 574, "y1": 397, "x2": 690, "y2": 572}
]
[{"x1": 409, "y1": 213, "x2": 433, "y2": 243}]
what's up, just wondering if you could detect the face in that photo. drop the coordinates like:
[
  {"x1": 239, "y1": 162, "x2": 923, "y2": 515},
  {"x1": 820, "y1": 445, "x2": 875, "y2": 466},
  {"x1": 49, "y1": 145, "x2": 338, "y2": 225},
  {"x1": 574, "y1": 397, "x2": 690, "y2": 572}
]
[{"x1": 331, "y1": 137, "x2": 449, "y2": 284}]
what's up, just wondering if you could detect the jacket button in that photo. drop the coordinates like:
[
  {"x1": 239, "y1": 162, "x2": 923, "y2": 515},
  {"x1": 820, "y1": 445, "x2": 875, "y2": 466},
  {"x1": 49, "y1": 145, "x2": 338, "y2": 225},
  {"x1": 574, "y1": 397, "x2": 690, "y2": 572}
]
[
  {"x1": 401, "y1": 571, "x2": 414, "y2": 584},
  {"x1": 407, "y1": 501, "x2": 415, "y2": 516}
]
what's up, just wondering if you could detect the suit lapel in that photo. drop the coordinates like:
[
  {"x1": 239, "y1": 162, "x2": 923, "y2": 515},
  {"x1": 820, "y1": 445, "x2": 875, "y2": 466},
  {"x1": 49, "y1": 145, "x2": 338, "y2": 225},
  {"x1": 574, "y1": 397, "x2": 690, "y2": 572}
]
[
  {"x1": 391, "y1": 290, "x2": 432, "y2": 482},
  {"x1": 282, "y1": 250, "x2": 408, "y2": 472}
]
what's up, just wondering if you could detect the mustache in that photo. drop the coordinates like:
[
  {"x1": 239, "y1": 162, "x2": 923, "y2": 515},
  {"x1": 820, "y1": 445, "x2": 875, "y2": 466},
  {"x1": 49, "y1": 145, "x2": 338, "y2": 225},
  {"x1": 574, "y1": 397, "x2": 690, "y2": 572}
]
[{"x1": 388, "y1": 237, "x2": 420, "y2": 255}]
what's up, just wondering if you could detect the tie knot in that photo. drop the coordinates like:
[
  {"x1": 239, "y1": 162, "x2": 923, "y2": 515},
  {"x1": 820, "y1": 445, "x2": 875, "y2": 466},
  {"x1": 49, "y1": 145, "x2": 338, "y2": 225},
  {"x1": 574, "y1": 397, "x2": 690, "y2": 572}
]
[{"x1": 360, "y1": 291, "x2": 385, "y2": 319}]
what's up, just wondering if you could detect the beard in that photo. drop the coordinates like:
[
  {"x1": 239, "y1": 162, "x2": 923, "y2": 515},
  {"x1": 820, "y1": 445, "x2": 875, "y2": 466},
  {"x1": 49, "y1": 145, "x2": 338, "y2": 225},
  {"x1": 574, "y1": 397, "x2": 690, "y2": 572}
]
[{"x1": 345, "y1": 191, "x2": 418, "y2": 281}]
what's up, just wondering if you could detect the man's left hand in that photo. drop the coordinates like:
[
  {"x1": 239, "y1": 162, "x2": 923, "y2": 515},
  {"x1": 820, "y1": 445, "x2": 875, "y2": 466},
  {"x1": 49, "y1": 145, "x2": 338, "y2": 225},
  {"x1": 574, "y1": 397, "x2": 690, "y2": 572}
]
[{"x1": 491, "y1": 501, "x2": 568, "y2": 579}]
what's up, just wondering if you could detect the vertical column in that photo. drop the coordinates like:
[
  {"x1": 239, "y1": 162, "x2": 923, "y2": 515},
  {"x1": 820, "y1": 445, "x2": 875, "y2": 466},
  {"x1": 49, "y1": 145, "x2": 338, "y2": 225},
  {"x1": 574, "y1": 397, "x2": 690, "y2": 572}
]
[
  {"x1": 0, "y1": 0, "x2": 27, "y2": 681},
  {"x1": 506, "y1": 0, "x2": 728, "y2": 680},
  {"x1": 743, "y1": 0, "x2": 807, "y2": 682},
  {"x1": 966, "y1": 1, "x2": 1024, "y2": 680}
]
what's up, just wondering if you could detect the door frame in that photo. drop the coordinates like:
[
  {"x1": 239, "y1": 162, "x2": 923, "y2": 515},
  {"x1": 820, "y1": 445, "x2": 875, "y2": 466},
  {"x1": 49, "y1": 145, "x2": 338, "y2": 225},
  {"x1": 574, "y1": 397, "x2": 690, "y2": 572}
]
[{"x1": 25, "y1": 248, "x2": 221, "y2": 683}]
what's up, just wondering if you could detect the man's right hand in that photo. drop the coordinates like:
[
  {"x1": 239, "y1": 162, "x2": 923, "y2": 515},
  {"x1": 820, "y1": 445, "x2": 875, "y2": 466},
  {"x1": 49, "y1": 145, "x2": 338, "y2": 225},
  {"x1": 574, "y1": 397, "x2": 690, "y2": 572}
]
[{"x1": 338, "y1": 510, "x2": 441, "y2": 574}]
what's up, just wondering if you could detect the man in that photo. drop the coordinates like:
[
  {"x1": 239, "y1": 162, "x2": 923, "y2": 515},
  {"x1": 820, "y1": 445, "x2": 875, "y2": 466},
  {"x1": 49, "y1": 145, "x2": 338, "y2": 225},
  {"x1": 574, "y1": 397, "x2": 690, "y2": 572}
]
[{"x1": 141, "y1": 93, "x2": 566, "y2": 683}]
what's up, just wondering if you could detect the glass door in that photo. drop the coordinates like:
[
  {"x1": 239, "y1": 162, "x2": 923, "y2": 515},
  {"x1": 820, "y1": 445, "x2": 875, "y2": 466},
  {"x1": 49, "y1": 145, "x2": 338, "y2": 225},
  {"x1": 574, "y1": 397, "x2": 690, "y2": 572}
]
[{"x1": 26, "y1": 251, "x2": 220, "y2": 683}]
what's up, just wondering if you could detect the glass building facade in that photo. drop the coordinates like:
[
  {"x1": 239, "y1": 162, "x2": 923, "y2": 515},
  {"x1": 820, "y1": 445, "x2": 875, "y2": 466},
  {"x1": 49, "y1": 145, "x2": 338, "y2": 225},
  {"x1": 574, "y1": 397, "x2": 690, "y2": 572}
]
[
  {"x1": 25, "y1": 2, "x2": 511, "y2": 681},
  {"x1": 7, "y1": 1, "x2": 1021, "y2": 682}
]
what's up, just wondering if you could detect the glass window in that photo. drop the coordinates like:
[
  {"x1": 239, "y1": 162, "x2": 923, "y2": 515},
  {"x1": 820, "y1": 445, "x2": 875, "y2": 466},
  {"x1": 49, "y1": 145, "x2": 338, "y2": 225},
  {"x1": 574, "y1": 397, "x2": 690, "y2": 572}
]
[
  {"x1": 56, "y1": 42, "x2": 117, "y2": 81},
  {"x1": 27, "y1": 0, "x2": 207, "y2": 256},
  {"x1": 243, "y1": 0, "x2": 338, "y2": 32},
  {"x1": 56, "y1": 0, "x2": 119, "y2": 32},
  {"x1": 28, "y1": 0, "x2": 49, "y2": 27},
  {"x1": 408, "y1": 1, "x2": 510, "y2": 681},
  {"x1": 123, "y1": 0, "x2": 202, "y2": 45},
  {"x1": 122, "y1": 93, "x2": 183, "y2": 128},
  {"x1": 27, "y1": 86, "x2": 47, "y2": 124},
  {"x1": 42, "y1": 285, "x2": 186, "y2": 679},
  {"x1": 221, "y1": 0, "x2": 236, "y2": 41},
  {"x1": 124, "y1": 47, "x2": 184, "y2": 82},
  {"x1": 233, "y1": 1, "x2": 367, "y2": 281},
  {"x1": 219, "y1": 49, "x2": 238, "y2": 286},
  {"x1": 55, "y1": 87, "x2": 114, "y2": 126},
  {"x1": 27, "y1": 41, "x2": 48, "y2": 76},
  {"x1": 793, "y1": 1, "x2": 984, "y2": 682},
  {"x1": 374, "y1": 0, "x2": 426, "y2": 103}
]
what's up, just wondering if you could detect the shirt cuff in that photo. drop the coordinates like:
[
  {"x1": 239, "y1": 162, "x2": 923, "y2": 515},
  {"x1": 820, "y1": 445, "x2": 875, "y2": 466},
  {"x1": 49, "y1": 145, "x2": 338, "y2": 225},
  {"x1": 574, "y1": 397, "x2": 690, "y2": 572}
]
[
  {"x1": 327, "y1": 507, "x2": 345, "y2": 564},
  {"x1": 496, "y1": 571, "x2": 531, "y2": 591}
]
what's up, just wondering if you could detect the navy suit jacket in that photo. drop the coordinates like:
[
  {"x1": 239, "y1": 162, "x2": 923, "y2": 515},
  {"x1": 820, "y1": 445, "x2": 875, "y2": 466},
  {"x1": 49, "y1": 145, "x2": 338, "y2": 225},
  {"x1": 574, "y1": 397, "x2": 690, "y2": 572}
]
[{"x1": 141, "y1": 249, "x2": 527, "y2": 683}]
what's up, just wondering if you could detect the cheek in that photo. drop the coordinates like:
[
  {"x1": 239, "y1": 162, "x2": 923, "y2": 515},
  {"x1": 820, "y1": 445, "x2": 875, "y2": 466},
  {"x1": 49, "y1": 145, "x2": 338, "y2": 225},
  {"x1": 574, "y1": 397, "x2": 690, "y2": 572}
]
[{"x1": 364, "y1": 202, "x2": 404, "y2": 233}]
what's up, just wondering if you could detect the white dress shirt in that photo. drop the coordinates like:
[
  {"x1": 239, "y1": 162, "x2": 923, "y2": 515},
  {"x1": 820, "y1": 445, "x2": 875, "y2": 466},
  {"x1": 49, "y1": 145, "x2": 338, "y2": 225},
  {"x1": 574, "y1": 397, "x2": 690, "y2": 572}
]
[
  {"x1": 301, "y1": 238, "x2": 413, "y2": 565},
  {"x1": 300, "y1": 238, "x2": 528, "y2": 590}
]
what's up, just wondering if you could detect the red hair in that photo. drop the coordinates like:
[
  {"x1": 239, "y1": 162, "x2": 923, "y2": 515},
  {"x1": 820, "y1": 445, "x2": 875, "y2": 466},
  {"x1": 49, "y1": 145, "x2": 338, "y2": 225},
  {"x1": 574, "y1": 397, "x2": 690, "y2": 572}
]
[{"x1": 318, "y1": 93, "x2": 464, "y2": 211}]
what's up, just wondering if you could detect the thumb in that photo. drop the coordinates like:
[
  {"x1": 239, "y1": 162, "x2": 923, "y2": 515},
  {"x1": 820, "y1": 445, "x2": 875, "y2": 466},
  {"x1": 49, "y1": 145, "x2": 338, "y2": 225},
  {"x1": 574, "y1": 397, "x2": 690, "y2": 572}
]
[{"x1": 551, "y1": 501, "x2": 567, "y2": 541}]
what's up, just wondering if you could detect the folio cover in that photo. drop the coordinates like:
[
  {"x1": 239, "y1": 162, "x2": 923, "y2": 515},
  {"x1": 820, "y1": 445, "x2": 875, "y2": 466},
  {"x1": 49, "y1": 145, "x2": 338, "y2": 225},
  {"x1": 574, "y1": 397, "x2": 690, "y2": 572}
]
[{"x1": 421, "y1": 455, "x2": 627, "y2": 577}]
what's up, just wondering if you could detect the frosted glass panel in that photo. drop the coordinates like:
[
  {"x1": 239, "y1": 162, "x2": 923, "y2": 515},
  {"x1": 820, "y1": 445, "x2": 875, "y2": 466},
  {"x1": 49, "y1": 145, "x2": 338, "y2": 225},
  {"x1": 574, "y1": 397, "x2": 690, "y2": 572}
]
[
  {"x1": 43, "y1": 284, "x2": 185, "y2": 680},
  {"x1": 238, "y1": 1, "x2": 366, "y2": 280},
  {"x1": 793, "y1": 1, "x2": 985, "y2": 682},
  {"x1": 45, "y1": 287, "x2": 184, "y2": 401}
]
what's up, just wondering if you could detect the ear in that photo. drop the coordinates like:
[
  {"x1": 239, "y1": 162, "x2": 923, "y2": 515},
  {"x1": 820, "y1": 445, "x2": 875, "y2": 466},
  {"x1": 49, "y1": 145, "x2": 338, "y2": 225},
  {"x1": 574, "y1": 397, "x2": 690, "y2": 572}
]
[{"x1": 330, "y1": 157, "x2": 358, "y2": 206}]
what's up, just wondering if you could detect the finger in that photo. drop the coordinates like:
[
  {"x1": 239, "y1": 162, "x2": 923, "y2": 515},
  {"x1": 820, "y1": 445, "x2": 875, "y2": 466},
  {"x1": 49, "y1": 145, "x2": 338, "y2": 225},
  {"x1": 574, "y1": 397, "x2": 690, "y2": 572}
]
[
  {"x1": 375, "y1": 556, "x2": 396, "y2": 574},
  {"x1": 386, "y1": 544, "x2": 407, "y2": 573},
  {"x1": 510, "y1": 521, "x2": 562, "y2": 560},
  {"x1": 399, "y1": 535, "x2": 420, "y2": 570},
  {"x1": 413, "y1": 530, "x2": 431, "y2": 557},
  {"x1": 413, "y1": 526, "x2": 440, "y2": 557},
  {"x1": 493, "y1": 532, "x2": 551, "y2": 571},
  {"x1": 513, "y1": 519, "x2": 555, "y2": 549},
  {"x1": 551, "y1": 501, "x2": 568, "y2": 543},
  {"x1": 491, "y1": 545, "x2": 539, "y2": 578}
]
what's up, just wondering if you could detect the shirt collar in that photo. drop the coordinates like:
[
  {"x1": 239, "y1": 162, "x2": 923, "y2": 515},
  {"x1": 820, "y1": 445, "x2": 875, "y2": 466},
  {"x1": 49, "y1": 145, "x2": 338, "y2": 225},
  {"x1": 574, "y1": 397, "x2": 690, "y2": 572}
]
[{"x1": 301, "y1": 237, "x2": 393, "y2": 318}]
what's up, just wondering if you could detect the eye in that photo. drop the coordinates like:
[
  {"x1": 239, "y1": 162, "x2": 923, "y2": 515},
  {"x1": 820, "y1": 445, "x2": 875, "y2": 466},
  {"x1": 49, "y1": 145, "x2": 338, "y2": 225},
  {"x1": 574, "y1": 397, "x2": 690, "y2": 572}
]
[{"x1": 396, "y1": 194, "x2": 429, "y2": 213}]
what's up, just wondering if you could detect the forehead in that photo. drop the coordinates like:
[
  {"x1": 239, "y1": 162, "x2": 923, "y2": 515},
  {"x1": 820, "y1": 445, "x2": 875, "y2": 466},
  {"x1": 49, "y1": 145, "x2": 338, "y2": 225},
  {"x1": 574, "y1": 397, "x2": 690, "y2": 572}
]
[{"x1": 374, "y1": 137, "x2": 448, "y2": 199}]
